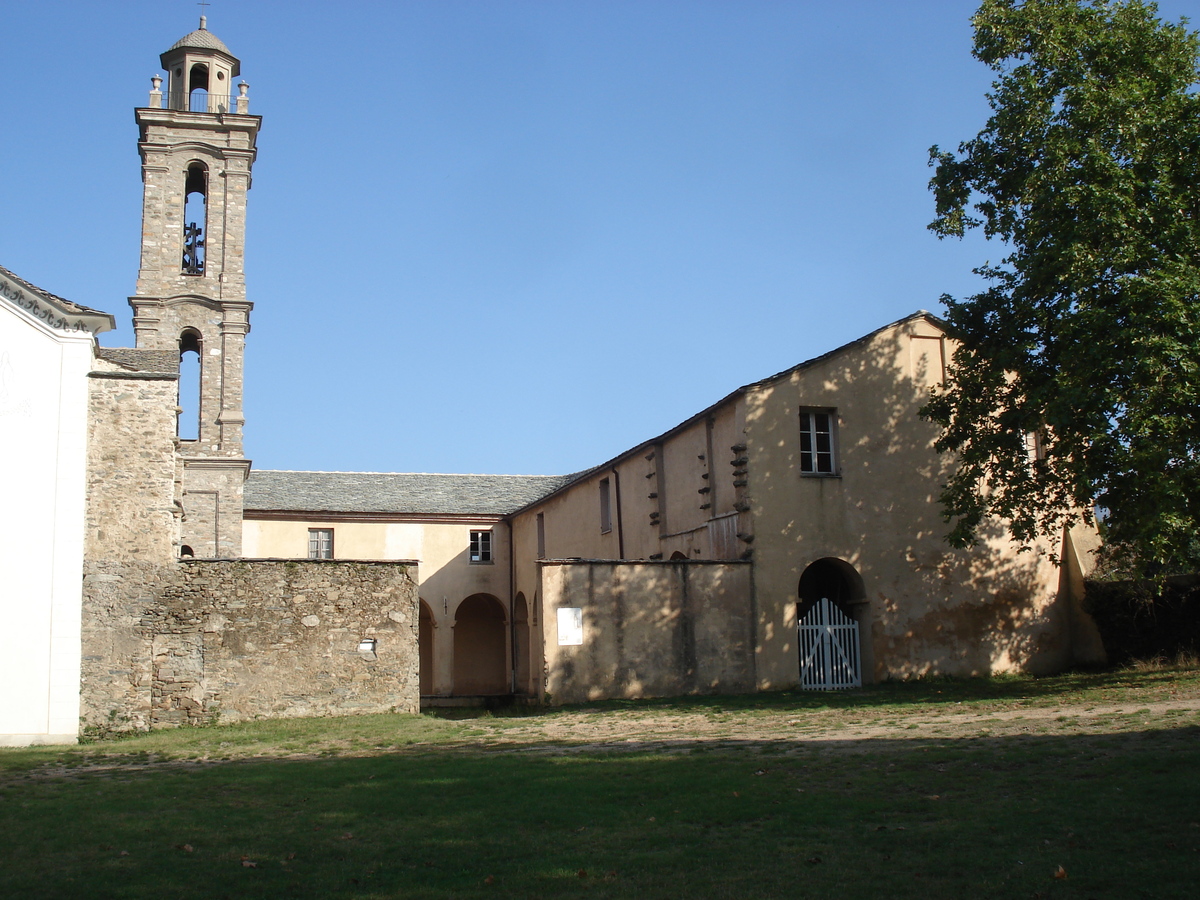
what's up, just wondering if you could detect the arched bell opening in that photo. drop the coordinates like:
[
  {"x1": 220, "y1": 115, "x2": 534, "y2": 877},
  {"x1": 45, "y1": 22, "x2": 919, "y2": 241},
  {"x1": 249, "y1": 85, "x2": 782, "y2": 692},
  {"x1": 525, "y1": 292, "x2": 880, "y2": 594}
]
[
  {"x1": 188, "y1": 63, "x2": 210, "y2": 111},
  {"x1": 182, "y1": 162, "x2": 208, "y2": 275},
  {"x1": 452, "y1": 594, "x2": 508, "y2": 695},
  {"x1": 177, "y1": 329, "x2": 202, "y2": 441}
]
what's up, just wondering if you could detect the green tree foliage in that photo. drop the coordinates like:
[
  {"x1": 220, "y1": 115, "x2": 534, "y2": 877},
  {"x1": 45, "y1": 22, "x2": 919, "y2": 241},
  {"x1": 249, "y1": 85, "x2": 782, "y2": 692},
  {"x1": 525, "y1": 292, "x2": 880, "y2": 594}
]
[{"x1": 925, "y1": 0, "x2": 1200, "y2": 576}]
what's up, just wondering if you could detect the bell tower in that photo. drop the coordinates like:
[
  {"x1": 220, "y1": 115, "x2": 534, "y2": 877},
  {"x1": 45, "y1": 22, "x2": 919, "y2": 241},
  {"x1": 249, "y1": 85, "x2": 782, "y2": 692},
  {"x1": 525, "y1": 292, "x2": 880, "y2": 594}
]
[{"x1": 131, "y1": 17, "x2": 261, "y2": 558}]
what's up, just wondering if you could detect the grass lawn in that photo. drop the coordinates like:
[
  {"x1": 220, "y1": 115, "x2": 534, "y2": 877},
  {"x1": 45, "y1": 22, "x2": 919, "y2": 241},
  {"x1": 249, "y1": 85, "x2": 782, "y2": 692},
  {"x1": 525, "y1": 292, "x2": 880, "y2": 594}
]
[{"x1": 2, "y1": 669, "x2": 1199, "y2": 899}]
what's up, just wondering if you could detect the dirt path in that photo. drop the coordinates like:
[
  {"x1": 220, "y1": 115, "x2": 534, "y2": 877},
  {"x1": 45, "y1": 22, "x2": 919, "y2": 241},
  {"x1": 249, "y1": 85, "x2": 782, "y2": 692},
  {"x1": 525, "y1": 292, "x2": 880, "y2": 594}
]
[{"x1": 466, "y1": 697, "x2": 1200, "y2": 751}]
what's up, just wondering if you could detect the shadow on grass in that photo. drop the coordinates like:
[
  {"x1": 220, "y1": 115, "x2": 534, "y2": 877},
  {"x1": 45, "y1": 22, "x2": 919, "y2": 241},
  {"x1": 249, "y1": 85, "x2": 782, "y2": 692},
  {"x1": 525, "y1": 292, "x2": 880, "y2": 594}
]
[
  {"x1": 1, "y1": 726, "x2": 1197, "y2": 899},
  {"x1": 427, "y1": 667, "x2": 1198, "y2": 720}
]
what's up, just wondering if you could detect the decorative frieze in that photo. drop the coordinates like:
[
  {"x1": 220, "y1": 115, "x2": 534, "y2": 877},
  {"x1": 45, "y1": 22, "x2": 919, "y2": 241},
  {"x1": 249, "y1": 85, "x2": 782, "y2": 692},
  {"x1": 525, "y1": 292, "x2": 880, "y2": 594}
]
[{"x1": 0, "y1": 272, "x2": 111, "y2": 334}]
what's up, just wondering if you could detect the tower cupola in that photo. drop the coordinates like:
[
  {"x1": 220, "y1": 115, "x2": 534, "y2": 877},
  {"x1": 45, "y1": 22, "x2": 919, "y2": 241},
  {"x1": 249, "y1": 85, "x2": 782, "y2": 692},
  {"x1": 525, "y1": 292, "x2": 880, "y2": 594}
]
[{"x1": 159, "y1": 16, "x2": 242, "y2": 113}]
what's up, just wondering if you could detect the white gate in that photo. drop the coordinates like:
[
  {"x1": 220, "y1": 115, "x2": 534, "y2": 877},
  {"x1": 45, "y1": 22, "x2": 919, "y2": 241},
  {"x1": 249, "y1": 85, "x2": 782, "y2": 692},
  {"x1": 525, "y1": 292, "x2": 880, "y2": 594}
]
[{"x1": 798, "y1": 597, "x2": 861, "y2": 690}]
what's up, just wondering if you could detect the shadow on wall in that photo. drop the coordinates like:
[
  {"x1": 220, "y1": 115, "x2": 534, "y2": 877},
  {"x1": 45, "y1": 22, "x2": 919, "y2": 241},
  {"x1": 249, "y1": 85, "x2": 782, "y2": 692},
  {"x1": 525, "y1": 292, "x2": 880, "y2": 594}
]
[
  {"x1": 453, "y1": 593, "x2": 507, "y2": 695},
  {"x1": 746, "y1": 323, "x2": 1074, "y2": 681},
  {"x1": 545, "y1": 560, "x2": 754, "y2": 705}
]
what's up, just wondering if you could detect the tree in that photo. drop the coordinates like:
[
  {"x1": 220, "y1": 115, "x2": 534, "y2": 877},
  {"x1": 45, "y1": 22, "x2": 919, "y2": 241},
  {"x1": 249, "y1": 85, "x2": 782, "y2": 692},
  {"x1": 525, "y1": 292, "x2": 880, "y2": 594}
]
[{"x1": 924, "y1": 0, "x2": 1200, "y2": 577}]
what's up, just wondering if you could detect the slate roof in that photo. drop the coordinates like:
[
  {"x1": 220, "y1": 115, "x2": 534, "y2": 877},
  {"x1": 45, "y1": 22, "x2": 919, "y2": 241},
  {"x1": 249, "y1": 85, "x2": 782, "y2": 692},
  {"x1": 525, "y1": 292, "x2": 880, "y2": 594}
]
[
  {"x1": 95, "y1": 348, "x2": 178, "y2": 375},
  {"x1": 245, "y1": 470, "x2": 578, "y2": 517},
  {"x1": 0, "y1": 263, "x2": 110, "y2": 318},
  {"x1": 168, "y1": 23, "x2": 235, "y2": 56}
]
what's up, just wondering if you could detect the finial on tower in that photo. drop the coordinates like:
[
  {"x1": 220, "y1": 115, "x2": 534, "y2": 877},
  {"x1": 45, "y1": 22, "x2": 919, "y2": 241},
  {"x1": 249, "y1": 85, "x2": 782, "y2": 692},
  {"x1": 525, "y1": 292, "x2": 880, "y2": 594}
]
[{"x1": 200, "y1": 16, "x2": 208, "y2": 31}]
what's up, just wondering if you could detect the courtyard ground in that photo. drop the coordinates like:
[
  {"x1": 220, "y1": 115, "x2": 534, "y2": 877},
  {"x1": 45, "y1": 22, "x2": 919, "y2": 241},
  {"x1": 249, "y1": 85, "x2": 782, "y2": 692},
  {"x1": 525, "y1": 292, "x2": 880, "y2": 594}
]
[{"x1": 2, "y1": 668, "x2": 1198, "y2": 899}]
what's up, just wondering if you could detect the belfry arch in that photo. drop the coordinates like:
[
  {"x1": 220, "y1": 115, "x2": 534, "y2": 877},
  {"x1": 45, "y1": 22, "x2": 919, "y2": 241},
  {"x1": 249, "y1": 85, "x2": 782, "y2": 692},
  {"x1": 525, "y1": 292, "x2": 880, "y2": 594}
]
[{"x1": 177, "y1": 329, "x2": 202, "y2": 441}]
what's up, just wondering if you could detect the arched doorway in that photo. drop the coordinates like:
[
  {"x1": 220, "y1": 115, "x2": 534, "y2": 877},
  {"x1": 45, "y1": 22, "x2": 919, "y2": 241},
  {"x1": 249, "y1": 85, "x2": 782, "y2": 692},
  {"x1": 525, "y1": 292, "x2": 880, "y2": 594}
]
[
  {"x1": 453, "y1": 594, "x2": 508, "y2": 695},
  {"x1": 797, "y1": 558, "x2": 864, "y2": 690},
  {"x1": 513, "y1": 593, "x2": 530, "y2": 695},
  {"x1": 418, "y1": 600, "x2": 434, "y2": 696}
]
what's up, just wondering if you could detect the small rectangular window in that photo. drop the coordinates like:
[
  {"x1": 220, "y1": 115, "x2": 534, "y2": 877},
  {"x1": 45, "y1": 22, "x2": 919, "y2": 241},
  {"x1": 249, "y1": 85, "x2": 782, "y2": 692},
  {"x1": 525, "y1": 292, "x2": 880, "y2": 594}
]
[
  {"x1": 470, "y1": 529, "x2": 493, "y2": 564},
  {"x1": 599, "y1": 478, "x2": 612, "y2": 534},
  {"x1": 799, "y1": 409, "x2": 838, "y2": 475},
  {"x1": 308, "y1": 528, "x2": 334, "y2": 559}
]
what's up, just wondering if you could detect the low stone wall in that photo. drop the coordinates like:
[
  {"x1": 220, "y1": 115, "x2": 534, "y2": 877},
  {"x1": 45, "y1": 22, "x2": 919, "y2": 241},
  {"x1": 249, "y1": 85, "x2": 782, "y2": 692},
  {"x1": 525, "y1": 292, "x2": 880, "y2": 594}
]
[
  {"x1": 541, "y1": 559, "x2": 755, "y2": 704},
  {"x1": 81, "y1": 558, "x2": 419, "y2": 733}
]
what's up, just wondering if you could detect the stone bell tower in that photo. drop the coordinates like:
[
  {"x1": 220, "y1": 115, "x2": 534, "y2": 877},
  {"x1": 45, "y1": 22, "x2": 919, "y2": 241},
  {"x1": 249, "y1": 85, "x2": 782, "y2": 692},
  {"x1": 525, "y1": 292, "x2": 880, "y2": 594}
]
[{"x1": 130, "y1": 17, "x2": 261, "y2": 558}]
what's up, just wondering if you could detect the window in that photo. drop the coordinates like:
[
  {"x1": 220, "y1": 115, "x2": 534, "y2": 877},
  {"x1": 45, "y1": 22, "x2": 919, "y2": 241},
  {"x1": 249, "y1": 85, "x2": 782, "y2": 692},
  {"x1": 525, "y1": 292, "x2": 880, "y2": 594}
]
[
  {"x1": 599, "y1": 478, "x2": 612, "y2": 534},
  {"x1": 1025, "y1": 429, "x2": 1046, "y2": 462},
  {"x1": 536, "y1": 513, "x2": 546, "y2": 559},
  {"x1": 799, "y1": 409, "x2": 838, "y2": 475},
  {"x1": 308, "y1": 528, "x2": 333, "y2": 559},
  {"x1": 470, "y1": 529, "x2": 493, "y2": 564}
]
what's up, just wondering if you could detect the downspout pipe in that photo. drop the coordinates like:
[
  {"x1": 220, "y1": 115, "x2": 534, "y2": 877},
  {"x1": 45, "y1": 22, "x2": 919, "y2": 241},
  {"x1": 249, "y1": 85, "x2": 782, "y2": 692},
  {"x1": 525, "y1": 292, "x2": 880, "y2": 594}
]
[
  {"x1": 507, "y1": 517, "x2": 517, "y2": 695},
  {"x1": 612, "y1": 467, "x2": 625, "y2": 560}
]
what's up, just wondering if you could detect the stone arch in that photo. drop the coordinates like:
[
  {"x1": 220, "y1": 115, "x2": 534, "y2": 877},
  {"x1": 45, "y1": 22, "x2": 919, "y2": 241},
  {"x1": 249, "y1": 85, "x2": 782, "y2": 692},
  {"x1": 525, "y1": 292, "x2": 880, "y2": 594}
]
[
  {"x1": 182, "y1": 162, "x2": 208, "y2": 274},
  {"x1": 797, "y1": 557, "x2": 866, "y2": 689},
  {"x1": 188, "y1": 63, "x2": 210, "y2": 110},
  {"x1": 513, "y1": 592, "x2": 530, "y2": 695},
  {"x1": 418, "y1": 599, "x2": 434, "y2": 696},
  {"x1": 797, "y1": 557, "x2": 865, "y2": 619},
  {"x1": 670, "y1": 550, "x2": 689, "y2": 561},
  {"x1": 453, "y1": 593, "x2": 508, "y2": 695},
  {"x1": 177, "y1": 328, "x2": 202, "y2": 440}
]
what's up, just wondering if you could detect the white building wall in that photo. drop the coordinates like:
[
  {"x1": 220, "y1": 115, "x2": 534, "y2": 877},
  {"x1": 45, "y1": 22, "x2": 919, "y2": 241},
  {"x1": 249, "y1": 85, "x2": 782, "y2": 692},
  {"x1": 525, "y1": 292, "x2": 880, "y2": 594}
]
[{"x1": 0, "y1": 302, "x2": 94, "y2": 745}]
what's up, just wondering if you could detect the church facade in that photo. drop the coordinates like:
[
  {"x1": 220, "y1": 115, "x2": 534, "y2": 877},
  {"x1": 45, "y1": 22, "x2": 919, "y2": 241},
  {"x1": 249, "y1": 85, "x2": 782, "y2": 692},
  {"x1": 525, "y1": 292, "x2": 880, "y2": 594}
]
[{"x1": 1, "y1": 20, "x2": 1105, "y2": 745}]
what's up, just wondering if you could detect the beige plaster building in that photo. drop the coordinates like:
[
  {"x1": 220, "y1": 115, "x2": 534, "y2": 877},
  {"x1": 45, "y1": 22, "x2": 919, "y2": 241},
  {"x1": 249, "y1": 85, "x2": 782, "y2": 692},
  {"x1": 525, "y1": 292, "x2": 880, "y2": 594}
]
[
  {"x1": 0, "y1": 19, "x2": 1105, "y2": 743},
  {"x1": 246, "y1": 314, "x2": 1104, "y2": 705}
]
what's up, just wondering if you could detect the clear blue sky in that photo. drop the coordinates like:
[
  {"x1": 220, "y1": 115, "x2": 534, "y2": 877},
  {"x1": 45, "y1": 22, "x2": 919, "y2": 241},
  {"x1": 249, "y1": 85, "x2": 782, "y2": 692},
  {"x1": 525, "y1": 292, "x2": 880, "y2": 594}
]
[{"x1": 4, "y1": 1, "x2": 1197, "y2": 475}]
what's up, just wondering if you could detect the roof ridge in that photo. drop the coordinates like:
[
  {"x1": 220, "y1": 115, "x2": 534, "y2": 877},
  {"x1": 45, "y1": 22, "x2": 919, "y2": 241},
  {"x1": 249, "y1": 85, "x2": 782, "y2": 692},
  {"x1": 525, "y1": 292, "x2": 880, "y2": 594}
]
[{"x1": 251, "y1": 469, "x2": 566, "y2": 478}]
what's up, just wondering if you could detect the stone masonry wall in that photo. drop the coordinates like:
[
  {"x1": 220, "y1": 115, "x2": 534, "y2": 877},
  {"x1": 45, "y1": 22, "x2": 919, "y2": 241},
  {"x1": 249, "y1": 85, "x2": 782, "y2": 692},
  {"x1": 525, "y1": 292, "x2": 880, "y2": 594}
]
[
  {"x1": 81, "y1": 559, "x2": 419, "y2": 733},
  {"x1": 86, "y1": 362, "x2": 180, "y2": 564}
]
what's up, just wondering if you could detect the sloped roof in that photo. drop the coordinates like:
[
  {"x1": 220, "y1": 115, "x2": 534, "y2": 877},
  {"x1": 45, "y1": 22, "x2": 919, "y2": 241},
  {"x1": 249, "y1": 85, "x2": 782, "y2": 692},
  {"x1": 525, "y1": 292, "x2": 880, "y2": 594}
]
[
  {"x1": 95, "y1": 348, "x2": 178, "y2": 375},
  {"x1": 245, "y1": 312, "x2": 946, "y2": 521},
  {"x1": 506, "y1": 310, "x2": 948, "y2": 515},
  {"x1": 245, "y1": 470, "x2": 578, "y2": 518},
  {"x1": 0, "y1": 264, "x2": 110, "y2": 318},
  {"x1": 168, "y1": 21, "x2": 234, "y2": 56}
]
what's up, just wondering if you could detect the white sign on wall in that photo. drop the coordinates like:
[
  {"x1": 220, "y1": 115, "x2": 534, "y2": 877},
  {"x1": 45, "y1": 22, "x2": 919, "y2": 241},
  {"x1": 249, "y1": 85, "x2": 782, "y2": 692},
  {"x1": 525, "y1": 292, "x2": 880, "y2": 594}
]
[{"x1": 557, "y1": 607, "x2": 584, "y2": 646}]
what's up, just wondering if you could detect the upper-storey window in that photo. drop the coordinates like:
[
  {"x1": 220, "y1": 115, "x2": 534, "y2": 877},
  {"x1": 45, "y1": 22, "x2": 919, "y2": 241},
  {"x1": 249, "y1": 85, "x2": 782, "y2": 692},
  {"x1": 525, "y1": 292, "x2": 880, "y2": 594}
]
[
  {"x1": 599, "y1": 478, "x2": 613, "y2": 534},
  {"x1": 470, "y1": 529, "x2": 493, "y2": 564},
  {"x1": 182, "y1": 162, "x2": 207, "y2": 275},
  {"x1": 308, "y1": 528, "x2": 334, "y2": 559},
  {"x1": 799, "y1": 409, "x2": 838, "y2": 475}
]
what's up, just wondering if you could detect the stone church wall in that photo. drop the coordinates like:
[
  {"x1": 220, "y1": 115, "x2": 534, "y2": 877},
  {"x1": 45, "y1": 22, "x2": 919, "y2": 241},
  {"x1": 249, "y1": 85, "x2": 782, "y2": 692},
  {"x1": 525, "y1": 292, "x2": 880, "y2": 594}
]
[
  {"x1": 81, "y1": 559, "x2": 419, "y2": 733},
  {"x1": 86, "y1": 359, "x2": 181, "y2": 563}
]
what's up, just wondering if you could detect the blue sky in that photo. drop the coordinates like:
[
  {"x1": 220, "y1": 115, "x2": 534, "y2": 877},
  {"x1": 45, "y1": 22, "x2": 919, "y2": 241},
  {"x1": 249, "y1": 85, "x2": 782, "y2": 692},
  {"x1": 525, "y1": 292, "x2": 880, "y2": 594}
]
[{"x1": 5, "y1": 1, "x2": 1198, "y2": 475}]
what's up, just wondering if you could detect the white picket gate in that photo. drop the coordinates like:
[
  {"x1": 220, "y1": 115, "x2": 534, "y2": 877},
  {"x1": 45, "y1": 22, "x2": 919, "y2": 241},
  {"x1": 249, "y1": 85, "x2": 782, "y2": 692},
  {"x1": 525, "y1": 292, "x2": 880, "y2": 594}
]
[{"x1": 798, "y1": 597, "x2": 861, "y2": 690}]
